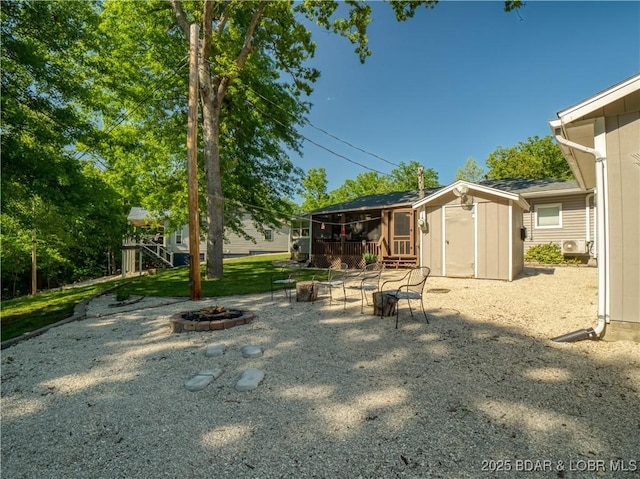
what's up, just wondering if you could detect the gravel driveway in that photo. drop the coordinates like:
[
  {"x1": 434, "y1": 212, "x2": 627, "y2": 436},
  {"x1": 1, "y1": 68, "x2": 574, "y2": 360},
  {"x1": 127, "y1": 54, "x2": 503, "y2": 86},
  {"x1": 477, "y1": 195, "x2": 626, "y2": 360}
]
[{"x1": 1, "y1": 266, "x2": 638, "y2": 478}]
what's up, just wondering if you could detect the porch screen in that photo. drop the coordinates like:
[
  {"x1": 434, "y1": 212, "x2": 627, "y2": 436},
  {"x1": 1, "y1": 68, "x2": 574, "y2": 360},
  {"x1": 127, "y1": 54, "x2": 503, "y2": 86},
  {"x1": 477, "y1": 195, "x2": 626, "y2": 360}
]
[{"x1": 392, "y1": 211, "x2": 411, "y2": 255}]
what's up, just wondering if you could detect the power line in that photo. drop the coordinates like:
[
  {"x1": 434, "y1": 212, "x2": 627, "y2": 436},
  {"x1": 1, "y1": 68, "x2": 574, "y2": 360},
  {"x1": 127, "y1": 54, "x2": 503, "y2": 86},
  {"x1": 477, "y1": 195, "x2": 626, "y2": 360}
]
[
  {"x1": 244, "y1": 84, "x2": 400, "y2": 168},
  {"x1": 222, "y1": 197, "x2": 381, "y2": 226},
  {"x1": 246, "y1": 98, "x2": 393, "y2": 177},
  {"x1": 75, "y1": 56, "x2": 189, "y2": 167}
]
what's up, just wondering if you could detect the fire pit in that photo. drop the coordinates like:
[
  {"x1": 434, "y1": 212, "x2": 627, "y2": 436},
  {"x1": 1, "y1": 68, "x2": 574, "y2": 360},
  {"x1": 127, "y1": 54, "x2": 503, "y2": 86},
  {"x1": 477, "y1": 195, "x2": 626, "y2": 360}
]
[{"x1": 170, "y1": 305, "x2": 255, "y2": 333}]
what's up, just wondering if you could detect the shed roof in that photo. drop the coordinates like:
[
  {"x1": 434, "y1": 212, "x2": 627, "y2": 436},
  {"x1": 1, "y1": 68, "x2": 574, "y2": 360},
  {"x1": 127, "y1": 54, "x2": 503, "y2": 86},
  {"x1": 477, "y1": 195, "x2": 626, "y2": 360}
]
[{"x1": 412, "y1": 180, "x2": 529, "y2": 210}]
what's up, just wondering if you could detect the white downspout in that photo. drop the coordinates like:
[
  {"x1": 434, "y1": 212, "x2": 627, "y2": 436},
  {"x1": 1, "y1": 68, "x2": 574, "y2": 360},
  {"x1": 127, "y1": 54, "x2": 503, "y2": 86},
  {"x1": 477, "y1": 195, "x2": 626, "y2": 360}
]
[
  {"x1": 552, "y1": 134, "x2": 608, "y2": 341},
  {"x1": 585, "y1": 193, "x2": 596, "y2": 258}
]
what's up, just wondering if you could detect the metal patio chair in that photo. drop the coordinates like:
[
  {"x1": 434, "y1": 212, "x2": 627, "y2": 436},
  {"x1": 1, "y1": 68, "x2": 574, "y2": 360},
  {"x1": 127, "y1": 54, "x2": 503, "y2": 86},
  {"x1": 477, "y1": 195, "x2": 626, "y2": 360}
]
[
  {"x1": 347, "y1": 262, "x2": 386, "y2": 313},
  {"x1": 313, "y1": 263, "x2": 348, "y2": 309},
  {"x1": 270, "y1": 268, "x2": 300, "y2": 302},
  {"x1": 379, "y1": 266, "x2": 431, "y2": 328}
]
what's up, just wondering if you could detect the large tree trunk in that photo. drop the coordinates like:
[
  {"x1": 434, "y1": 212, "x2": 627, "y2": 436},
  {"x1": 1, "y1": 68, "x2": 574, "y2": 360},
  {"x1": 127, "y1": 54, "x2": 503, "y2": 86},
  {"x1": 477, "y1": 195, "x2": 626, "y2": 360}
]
[
  {"x1": 171, "y1": 1, "x2": 265, "y2": 280},
  {"x1": 201, "y1": 91, "x2": 224, "y2": 279}
]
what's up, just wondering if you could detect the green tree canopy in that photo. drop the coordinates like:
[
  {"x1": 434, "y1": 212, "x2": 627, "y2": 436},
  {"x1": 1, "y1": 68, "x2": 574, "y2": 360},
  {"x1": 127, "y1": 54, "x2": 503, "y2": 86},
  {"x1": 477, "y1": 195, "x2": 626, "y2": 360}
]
[
  {"x1": 485, "y1": 135, "x2": 573, "y2": 180},
  {"x1": 94, "y1": 0, "x2": 520, "y2": 279},
  {"x1": 325, "y1": 160, "x2": 439, "y2": 205},
  {"x1": 301, "y1": 168, "x2": 331, "y2": 212},
  {"x1": 1, "y1": 0, "x2": 126, "y2": 296},
  {"x1": 455, "y1": 157, "x2": 485, "y2": 182}
]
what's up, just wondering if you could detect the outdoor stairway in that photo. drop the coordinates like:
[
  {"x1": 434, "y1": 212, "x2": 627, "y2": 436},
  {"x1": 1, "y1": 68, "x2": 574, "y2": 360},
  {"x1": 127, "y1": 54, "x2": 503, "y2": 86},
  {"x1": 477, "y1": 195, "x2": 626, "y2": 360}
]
[
  {"x1": 381, "y1": 256, "x2": 418, "y2": 269},
  {"x1": 140, "y1": 244, "x2": 173, "y2": 268}
]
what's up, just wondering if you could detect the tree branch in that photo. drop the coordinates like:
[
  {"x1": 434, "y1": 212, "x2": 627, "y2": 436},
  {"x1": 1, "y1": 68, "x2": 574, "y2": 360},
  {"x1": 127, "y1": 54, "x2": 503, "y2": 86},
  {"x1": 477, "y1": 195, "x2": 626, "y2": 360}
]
[
  {"x1": 217, "y1": 2, "x2": 266, "y2": 98},
  {"x1": 168, "y1": 0, "x2": 189, "y2": 38},
  {"x1": 201, "y1": 0, "x2": 214, "y2": 61}
]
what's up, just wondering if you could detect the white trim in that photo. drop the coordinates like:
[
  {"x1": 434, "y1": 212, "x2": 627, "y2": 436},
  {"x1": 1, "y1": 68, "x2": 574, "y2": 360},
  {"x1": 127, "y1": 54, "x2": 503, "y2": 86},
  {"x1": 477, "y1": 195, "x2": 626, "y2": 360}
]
[
  {"x1": 522, "y1": 188, "x2": 586, "y2": 199},
  {"x1": 534, "y1": 203, "x2": 563, "y2": 229},
  {"x1": 441, "y1": 207, "x2": 446, "y2": 277},
  {"x1": 593, "y1": 117, "x2": 610, "y2": 322},
  {"x1": 418, "y1": 209, "x2": 425, "y2": 267},
  {"x1": 556, "y1": 74, "x2": 640, "y2": 124},
  {"x1": 508, "y1": 201, "x2": 513, "y2": 281},
  {"x1": 473, "y1": 203, "x2": 478, "y2": 279},
  {"x1": 413, "y1": 180, "x2": 529, "y2": 211},
  {"x1": 442, "y1": 204, "x2": 477, "y2": 278}
]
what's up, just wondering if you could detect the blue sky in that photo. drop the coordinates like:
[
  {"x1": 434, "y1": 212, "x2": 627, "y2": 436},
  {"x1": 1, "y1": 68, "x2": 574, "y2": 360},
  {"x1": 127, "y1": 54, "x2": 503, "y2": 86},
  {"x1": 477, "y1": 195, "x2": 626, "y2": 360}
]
[{"x1": 289, "y1": 1, "x2": 640, "y2": 193}]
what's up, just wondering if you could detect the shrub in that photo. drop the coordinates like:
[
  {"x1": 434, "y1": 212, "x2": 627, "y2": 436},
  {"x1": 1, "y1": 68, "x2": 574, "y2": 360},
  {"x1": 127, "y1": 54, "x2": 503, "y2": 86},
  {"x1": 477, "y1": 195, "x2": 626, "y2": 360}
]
[
  {"x1": 115, "y1": 288, "x2": 131, "y2": 302},
  {"x1": 525, "y1": 243, "x2": 580, "y2": 264},
  {"x1": 363, "y1": 253, "x2": 378, "y2": 264}
]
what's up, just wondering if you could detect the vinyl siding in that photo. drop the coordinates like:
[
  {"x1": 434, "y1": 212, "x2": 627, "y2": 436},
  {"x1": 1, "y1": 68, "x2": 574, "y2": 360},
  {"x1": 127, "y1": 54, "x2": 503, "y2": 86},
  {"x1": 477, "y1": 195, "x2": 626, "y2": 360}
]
[
  {"x1": 523, "y1": 194, "x2": 593, "y2": 254},
  {"x1": 167, "y1": 221, "x2": 289, "y2": 257},
  {"x1": 223, "y1": 222, "x2": 290, "y2": 256}
]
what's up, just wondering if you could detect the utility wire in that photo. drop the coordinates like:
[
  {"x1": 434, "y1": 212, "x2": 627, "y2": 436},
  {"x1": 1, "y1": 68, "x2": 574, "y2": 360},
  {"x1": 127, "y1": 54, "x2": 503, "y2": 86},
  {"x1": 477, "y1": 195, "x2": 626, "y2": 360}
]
[
  {"x1": 244, "y1": 84, "x2": 400, "y2": 168},
  {"x1": 246, "y1": 99, "x2": 393, "y2": 177},
  {"x1": 75, "y1": 56, "x2": 189, "y2": 166},
  {"x1": 222, "y1": 197, "x2": 382, "y2": 226}
]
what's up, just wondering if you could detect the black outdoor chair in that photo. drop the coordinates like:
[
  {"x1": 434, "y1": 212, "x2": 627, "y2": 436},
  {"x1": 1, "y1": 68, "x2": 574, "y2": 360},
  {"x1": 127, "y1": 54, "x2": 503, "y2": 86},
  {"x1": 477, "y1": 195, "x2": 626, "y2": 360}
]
[{"x1": 379, "y1": 266, "x2": 431, "y2": 328}]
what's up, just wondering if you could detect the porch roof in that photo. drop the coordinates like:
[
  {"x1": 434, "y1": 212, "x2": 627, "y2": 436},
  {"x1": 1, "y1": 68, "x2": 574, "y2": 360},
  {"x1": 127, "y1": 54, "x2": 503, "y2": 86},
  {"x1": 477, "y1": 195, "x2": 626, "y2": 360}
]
[{"x1": 307, "y1": 188, "x2": 442, "y2": 215}]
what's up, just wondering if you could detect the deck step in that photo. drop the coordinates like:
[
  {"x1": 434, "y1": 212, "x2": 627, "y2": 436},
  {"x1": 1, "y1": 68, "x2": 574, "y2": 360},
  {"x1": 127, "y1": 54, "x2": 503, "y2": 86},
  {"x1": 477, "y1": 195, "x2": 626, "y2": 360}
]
[{"x1": 382, "y1": 256, "x2": 418, "y2": 269}]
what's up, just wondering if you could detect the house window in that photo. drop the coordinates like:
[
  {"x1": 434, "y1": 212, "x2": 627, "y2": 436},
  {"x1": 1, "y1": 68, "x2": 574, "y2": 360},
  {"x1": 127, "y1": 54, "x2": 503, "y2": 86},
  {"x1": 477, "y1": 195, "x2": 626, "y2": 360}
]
[
  {"x1": 175, "y1": 228, "x2": 183, "y2": 244},
  {"x1": 535, "y1": 203, "x2": 562, "y2": 229},
  {"x1": 264, "y1": 229, "x2": 273, "y2": 241}
]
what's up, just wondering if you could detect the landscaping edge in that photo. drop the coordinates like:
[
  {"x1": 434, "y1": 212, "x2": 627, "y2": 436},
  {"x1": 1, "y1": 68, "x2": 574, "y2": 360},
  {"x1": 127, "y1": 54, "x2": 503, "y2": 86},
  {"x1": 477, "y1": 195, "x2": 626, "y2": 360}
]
[{"x1": 1, "y1": 285, "x2": 121, "y2": 350}]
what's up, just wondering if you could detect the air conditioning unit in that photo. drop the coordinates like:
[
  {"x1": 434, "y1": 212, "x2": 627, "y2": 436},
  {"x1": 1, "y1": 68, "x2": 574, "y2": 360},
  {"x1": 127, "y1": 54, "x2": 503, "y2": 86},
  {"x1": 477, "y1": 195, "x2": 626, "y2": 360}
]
[{"x1": 561, "y1": 239, "x2": 586, "y2": 254}]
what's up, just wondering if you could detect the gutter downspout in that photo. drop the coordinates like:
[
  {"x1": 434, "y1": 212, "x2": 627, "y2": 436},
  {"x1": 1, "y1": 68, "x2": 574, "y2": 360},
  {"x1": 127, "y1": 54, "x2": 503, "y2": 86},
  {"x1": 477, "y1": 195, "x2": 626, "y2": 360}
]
[
  {"x1": 552, "y1": 135, "x2": 607, "y2": 342},
  {"x1": 585, "y1": 193, "x2": 596, "y2": 258}
]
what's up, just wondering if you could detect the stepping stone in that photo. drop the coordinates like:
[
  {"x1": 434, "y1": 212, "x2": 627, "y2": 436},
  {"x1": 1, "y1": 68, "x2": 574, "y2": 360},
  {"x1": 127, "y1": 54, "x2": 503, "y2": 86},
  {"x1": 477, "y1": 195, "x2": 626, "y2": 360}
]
[
  {"x1": 235, "y1": 368, "x2": 265, "y2": 392},
  {"x1": 241, "y1": 345, "x2": 263, "y2": 358},
  {"x1": 184, "y1": 368, "x2": 223, "y2": 392},
  {"x1": 205, "y1": 344, "x2": 227, "y2": 357}
]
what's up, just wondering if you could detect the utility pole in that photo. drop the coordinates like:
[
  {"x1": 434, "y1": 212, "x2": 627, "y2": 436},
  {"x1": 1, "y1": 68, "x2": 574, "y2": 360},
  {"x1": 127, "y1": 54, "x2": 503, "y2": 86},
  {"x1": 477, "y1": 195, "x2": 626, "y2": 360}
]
[
  {"x1": 187, "y1": 23, "x2": 202, "y2": 300},
  {"x1": 418, "y1": 166, "x2": 425, "y2": 199}
]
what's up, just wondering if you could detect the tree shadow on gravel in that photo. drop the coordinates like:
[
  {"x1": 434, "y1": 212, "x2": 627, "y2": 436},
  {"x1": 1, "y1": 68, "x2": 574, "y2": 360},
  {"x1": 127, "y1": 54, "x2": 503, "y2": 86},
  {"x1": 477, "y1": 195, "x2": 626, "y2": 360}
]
[{"x1": 1, "y1": 287, "x2": 638, "y2": 479}]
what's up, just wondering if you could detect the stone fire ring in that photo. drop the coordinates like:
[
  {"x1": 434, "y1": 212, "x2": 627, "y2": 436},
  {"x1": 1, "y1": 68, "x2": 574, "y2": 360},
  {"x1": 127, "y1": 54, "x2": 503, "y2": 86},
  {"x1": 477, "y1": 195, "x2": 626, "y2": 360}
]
[{"x1": 170, "y1": 310, "x2": 255, "y2": 333}]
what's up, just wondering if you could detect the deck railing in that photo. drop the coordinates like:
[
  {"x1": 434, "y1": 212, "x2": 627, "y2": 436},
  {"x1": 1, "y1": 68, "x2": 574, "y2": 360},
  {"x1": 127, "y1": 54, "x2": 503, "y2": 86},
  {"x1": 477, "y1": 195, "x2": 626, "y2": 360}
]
[
  {"x1": 311, "y1": 240, "x2": 383, "y2": 268},
  {"x1": 311, "y1": 240, "x2": 381, "y2": 257}
]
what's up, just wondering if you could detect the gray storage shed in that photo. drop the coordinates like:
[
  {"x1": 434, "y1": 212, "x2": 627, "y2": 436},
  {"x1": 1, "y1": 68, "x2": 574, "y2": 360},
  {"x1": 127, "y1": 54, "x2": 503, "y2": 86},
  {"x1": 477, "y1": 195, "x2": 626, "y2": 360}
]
[{"x1": 412, "y1": 180, "x2": 529, "y2": 281}]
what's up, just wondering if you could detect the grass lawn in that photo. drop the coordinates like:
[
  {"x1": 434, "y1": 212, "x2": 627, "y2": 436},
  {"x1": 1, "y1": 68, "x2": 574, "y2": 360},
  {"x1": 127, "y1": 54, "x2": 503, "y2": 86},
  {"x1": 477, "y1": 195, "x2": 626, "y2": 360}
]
[{"x1": 1, "y1": 253, "x2": 324, "y2": 343}]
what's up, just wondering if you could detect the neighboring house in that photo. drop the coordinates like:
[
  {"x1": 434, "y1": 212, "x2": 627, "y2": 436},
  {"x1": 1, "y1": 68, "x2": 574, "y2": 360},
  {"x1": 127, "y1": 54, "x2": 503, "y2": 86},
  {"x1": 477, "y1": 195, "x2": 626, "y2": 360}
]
[
  {"x1": 549, "y1": 73, "x2": 640, "y2": 342},
  {"x1": 123, "y1": 207, "x2": 289, "y2": 273},
  {"x1": 480, "y1": 178, "x2": 596, "y2": 258}
]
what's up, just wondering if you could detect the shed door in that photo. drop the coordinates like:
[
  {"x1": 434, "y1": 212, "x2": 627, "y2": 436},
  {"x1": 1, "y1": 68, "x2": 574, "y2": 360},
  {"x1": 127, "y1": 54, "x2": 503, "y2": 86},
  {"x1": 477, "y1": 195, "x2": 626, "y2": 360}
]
[{"x1": 444, "y1": 205, "x2": 475, "y2": 277}]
